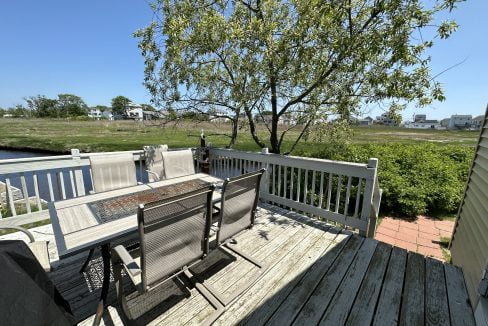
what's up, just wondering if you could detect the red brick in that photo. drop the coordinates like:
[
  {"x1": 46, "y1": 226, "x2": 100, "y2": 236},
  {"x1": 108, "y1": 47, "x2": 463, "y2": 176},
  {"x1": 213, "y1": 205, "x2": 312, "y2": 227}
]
[
  {"x1": 396, "y1": 231, "x2": 418, "y2": 244},
  {"x1": 416, "y1": 218, "x2": 436, "y2": 227},
  {"x1": 418, "y1": 246, "x2": 444, "y2": 260},
  {"x1": 400, "y1": 221, "x2": 419, "y2": 231},
  {"x1": 417, "y1": 237, "x2": 439, "y2": 249},
  {"x1": 375, "y1": 233, "x2": 396, "y2": 246},
  {"x1": 382, "y1": 217, "x2": 400, "y2": 225},
  {"x1": 435, "y1": 221, "x2": 455, "y2": 232},
  {"x1": 394, "y1": 240, "x2": 417, "y2": 252},
  {"x1": 376, "y1": 227, "x2": 397, "y2": 238},
  {"x1": 398, "y1": 227, "x2": 419, "y2": 237},
  {"x1": 380, "y1": 222, "x2": 399, "y2": 233},
  {"x1": 380, "y1": 219, "x2": 400, "y2": 230},
  {"x1": 418, "y1": 226, "x2": 440, "y2": 236}
]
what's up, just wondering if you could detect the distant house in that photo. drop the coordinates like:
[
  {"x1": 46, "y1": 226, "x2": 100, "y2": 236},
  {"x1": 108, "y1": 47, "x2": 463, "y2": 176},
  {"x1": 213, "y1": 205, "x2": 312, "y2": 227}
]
[
  {"x1": 472, "y1": 115, "x2": 485, "y2": 130},
  {"x1": 448, "y1": 115, "x2": 472, "y2": 130},
  {"x1": 440, "y1": 118, "x2": 450, "y2": 128},
  {"x1": 88, "y1": 108, "x2": 102, "y2": 120},
  {"x1": 414, "y1": 114, "x2": 427, "y2": 122},
  {"x1": 405, "y1": 119, "x2": 442, "y2": 129},
  {"x1": 358, "y1": 116, "x2": 374, "y2": 126},
  {"x1": 375, "y1": 113, "x2": 398, "y2": 126},
  {"x1": 259, "y1": 113, "x2": 297, "y2": 125},
  {"x1": 88, "y1": 108, "x2": 113, "y2": 120}
]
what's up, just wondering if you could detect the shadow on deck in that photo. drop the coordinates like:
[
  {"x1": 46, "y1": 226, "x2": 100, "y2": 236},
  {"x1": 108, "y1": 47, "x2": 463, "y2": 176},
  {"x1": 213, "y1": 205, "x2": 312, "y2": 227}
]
[{"x1": 47, "y1": 204, "x2": 475, "y2": 325}]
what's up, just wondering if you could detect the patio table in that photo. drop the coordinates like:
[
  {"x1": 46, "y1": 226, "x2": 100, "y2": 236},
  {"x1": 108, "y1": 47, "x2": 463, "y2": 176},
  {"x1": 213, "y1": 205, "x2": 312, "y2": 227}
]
[{"x1": 48, "y1": 172, "x2": 223, "y2": 325}]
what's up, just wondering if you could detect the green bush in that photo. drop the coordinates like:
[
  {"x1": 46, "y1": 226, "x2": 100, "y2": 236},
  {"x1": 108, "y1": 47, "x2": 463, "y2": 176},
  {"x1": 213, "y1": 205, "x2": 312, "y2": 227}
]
[{"x1": 295, "y1": 143, "x2": 473, "y2": 217}]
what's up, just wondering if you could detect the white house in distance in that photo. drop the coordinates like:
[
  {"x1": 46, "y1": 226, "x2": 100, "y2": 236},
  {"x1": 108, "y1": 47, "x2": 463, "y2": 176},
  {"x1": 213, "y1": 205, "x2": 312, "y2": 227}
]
[
  {"x1": 358, "y1": 116, "x2": 374, "y2": 126},
  {"x1": 448, "y1": 115, "x2": 472, "y2": 129},
  {"x1": 404, "y1": 114, "x2": 442, "y2": 129},
  {"x1": 88, "y1": 108, "x2": 114, "y2": 120}
]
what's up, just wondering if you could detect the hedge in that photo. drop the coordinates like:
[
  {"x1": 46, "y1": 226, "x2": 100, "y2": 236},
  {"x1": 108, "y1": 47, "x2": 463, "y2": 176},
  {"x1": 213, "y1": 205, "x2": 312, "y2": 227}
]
[{"x1": 295, "y1": 143, "x2": 473, "y2": 217}]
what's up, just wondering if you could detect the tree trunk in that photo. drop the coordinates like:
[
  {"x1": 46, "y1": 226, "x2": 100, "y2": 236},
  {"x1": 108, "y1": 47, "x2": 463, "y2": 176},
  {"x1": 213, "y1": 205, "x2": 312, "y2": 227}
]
[
  {"x1": 269, "y1": 70, "x2": 280, "y2": 154},
  {"x1": 227, "y1": 116, "x2": 239, "y2": 148}
]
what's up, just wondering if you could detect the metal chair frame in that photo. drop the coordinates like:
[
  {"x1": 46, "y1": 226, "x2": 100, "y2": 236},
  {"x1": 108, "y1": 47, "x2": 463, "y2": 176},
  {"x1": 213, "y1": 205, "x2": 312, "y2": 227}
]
[{"x1": 111, "y1": 185, "x2": 224, "y2": 325}]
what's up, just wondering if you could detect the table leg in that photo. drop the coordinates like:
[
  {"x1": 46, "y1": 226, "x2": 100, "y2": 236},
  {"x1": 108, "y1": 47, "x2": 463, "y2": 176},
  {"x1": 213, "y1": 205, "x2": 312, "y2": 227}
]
[
  {"x1": 79, "y1": 248, "x2": 95, "y2": 273},
  {"x1": 93, "y1": 244, "x2": 110, "y2": 326}
]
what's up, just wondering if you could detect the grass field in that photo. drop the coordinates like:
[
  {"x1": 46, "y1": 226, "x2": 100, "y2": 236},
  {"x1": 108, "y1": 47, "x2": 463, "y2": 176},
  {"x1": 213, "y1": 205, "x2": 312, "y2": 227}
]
[{"x1": 0, "y1": 118, "x2": 479, "y2": 154}]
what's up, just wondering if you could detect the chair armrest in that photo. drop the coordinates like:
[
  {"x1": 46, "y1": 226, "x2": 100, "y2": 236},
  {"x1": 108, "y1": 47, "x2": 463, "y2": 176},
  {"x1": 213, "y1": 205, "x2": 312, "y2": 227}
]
[
  {"x1": 0, "y1": 226, "x2": 35, "y2": 242},
  {"x1": 112, "y1": 245, "x2": 141, "y2": 288},
  {"x1": 146, "y1": 170, "x2": 161, "y2": 182}
]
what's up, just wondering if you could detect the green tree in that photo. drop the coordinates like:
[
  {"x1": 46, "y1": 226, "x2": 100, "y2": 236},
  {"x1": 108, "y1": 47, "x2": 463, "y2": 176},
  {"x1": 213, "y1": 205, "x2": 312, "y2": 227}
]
[
  {"x1": 56, "y1": 94, "x2": 88, "y2": 117},
  {"x1": 111, "y1": 96, "x2": 131, "y2": 116},
  {"x1": 136, "y1": 0, "x2": 461, "y2": 153},
  {"x1": 24, "y1": 95, "x2": 58, "y2": 118}
]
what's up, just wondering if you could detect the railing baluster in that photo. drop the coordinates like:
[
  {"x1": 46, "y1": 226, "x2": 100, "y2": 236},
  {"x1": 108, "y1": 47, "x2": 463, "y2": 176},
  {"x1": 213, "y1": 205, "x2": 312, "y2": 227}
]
[
  {"x1": 283, "y1": 166, "x2": 288, "y2": 198},
  {"x1": 335, "y1": 175, "x2": 343, "y2": 213},
  {"x1": 46, "y1": 171, "x2": 55, "y2": 201},
  {"x1": 319, "y1": 172, "x2": 324, "y2": 208},
  {"x1": 311, "y1": 170, "x2": 316, "y2": 206},
  {"x1": 278, "y1": 165, "x2": 282, "y2": 197},
  {"x1": 344, "y1": 176, "x2": 352, "y2": 216},
  {"x1": 354, "y1": 178, "x2": 362, "y2": 218},
  {"x1": 289, "y1": 167, "x2": 294, "y2": 200},
  {"x1": 272, "y1": 164, "x2": 276, "y2": 195},
  {"x1": 5, "y1": 178, "x2": 17, "y2": 216},
  {"x1": 20, "y1": 172, "x2": 31, "y2": 214},
  {"x1": 296, "y1": 168, "x2": 301, "y2": 202},
  {"x1": 57, "y1": 171, "x2": 66, "y2": 200},
  {"x1": 139, "y1": 158, "x2": 143, "y2": 182},
  {"x1": 69, "y1": 169, "x2": 77, "y2": 197},
  {"x1": 33, "y1": 172, "x2": 42, "y2": 211},
  {"x1": 303, "y1": 170, "x2": 308, "y2": 204},
  {"x1": 326, "y1": 173, "x2": 333, "y2": 210}
]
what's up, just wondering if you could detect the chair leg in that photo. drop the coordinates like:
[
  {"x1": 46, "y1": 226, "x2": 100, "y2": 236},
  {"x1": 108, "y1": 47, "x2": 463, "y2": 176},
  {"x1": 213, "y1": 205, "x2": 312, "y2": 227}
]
[
  {"x1": 183, "y1": 269, "x2": 225, "y2": 325},
  {"x1": 79, "y1": 248, "x2": 95, "y2": 273},
  {"x1": 192, "y1": 241, "x2": 266, "y2": 307}
]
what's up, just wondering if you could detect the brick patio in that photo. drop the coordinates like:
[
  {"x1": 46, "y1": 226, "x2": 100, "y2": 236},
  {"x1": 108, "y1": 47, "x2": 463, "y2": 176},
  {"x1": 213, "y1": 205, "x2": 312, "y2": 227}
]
[{"x1": 375, "y1": 215, "x2": 455, "y2": 261}]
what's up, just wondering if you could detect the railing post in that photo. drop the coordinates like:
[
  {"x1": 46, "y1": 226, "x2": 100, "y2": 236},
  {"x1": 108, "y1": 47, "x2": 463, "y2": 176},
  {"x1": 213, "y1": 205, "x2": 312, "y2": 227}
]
[
  {"x1": 71, "y1": 149, "x2": 86, "y2": 197},
  {"x1": 360, "y1": 158, "x2": 378, "y2": 237},
  {"x1": 260, "y1": 148, "x2": 270, "y2": 198}
]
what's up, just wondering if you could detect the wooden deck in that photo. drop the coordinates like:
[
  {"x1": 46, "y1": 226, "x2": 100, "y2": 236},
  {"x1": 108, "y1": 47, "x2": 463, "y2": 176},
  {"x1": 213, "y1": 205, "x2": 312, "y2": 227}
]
[{"x1": 38, "y1": 204, "x2": 475, "y2": 325}]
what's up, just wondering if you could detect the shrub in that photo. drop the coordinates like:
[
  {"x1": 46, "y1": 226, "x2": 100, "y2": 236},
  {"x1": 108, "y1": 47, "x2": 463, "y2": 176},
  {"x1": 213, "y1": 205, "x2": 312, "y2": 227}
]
[{"x1": 295, "y1": 143, "x2": 473, "y2": 217}]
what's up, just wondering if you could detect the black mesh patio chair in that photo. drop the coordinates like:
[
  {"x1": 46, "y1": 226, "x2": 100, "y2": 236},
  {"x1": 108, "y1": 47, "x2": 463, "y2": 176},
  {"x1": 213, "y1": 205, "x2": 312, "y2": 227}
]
[
  {"x1": 110, "y1": 185, "x2": 224, "y2": 324},
  {"x1": 201, "y1": 169, "x2": 266, "y2": 306}
]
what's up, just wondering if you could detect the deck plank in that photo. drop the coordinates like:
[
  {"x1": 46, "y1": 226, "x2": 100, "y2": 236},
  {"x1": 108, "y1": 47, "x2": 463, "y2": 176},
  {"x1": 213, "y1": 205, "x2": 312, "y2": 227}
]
[
  {"x1": 318, "y1": 238, "x2": 378, "y2": 325},
  {"x1": 425, "y1": 258, "x2": 450, "y2": 326},
  {"x1": 149, "y1": 209, "x2": 323, "y2": 325},
  {"x1": 264, "y1": 231, "x2": 352, "y2": 326},
  {"x1": 345, "y1": 242, "x2": 392, "y2": 326},
  {"x1": 292, "y1": 235, "x2": 364, "y2": 325},
  {"x1": 216, "y1": 226, "x2": 341, "y2": 325},
  {"x1": 400, "y1": 252, "x2": 426, "y2": 325},
  {"x1": 28, "y1": 204, "x2": 475, "y2": 325},
  {"x1": 444, "y1": 263, "x2": 476, "y2": 326},
  {"x1": 372, "y1": 246, "x2": 407, "y2": 326}
]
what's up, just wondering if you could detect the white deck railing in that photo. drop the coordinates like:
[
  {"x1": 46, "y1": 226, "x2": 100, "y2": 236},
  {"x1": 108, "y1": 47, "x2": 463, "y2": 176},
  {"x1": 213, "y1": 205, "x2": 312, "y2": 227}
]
[
  {"x1": 0, "y1": 147, "x2": 381, "y2": 237},
  {"x1": 209, "y1": 148, "x2": 382, "y2": 237}
]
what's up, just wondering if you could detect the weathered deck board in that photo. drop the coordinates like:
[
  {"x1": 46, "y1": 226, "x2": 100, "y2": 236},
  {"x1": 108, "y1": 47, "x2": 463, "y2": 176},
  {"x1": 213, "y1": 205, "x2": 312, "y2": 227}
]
[
  {"x1": 25, "y1": 203, "x2": 474, "y2": 325},
  {"x1": 345, "y1": 242, "x2": 392, "y2": 325},
  {"x1": 372, "y1": 246, "x2": 407, "y2": 326},
  {"x1": 425, "y1": 258, "x2": 450, "y2": 326},
  {"x1": 445, "y1": 263, "x2": 476, "y2": 326},
  {"x1": 400, "y1": 252, "x2": 426, "y2": 325}
]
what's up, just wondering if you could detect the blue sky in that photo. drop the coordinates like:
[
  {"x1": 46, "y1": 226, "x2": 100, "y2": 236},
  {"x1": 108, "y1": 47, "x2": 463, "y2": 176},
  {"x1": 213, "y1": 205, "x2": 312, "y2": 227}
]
[{"x1": 0, "y1": 1, "x2": 486, "y2": 120}]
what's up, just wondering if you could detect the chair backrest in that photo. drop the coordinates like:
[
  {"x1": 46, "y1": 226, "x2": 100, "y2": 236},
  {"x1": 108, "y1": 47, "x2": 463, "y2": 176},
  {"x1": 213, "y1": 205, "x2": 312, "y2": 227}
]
[
  {"x1": 144, "y1": 145, "x2": 168, "y2": 182},
  {"x1": 90, "y1": 153, "x2": 138, "y2": 193},
  {"x1": 216, "y1": 169, "x2": 265, "y2": 244},
  {"x1": 137, "y1": 185, "x2": 214, "y2": 290},
  {"x1": 162, "y1": 149, "x2": 196, "y2": 179}
]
